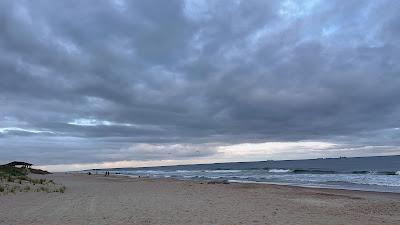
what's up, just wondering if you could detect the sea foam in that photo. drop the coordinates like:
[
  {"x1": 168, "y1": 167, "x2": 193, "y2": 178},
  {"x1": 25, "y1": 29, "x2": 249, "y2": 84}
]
[{"x1": 268, "y1": 169, "x2": 292, "y2": 173}]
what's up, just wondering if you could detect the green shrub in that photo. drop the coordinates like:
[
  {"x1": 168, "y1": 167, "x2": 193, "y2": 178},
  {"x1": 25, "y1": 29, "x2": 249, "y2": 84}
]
[
  {"x1": 38, "y1": 186, "x2": 50, "y2": 193},
  {"x1": 31, "y1": 179, "x2": 40, "y2": 185},
  {"x1": 7, "y1": 176, "x2": 14, "y2": 182},
  {"x1": 0, "y1": 166, "x2": 27, "y2": 177},
  {"x1": 16, "y1": 175, "x2": 29, "y2": 181},
  {"x1": 59, "y1": 186, "x2": 66, "y2": 193}
]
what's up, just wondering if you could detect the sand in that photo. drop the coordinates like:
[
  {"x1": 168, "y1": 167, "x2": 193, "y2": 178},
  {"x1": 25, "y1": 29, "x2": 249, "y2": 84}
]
[{"x1": 1, "y1": 173, "x2": 399, "y2": 225}]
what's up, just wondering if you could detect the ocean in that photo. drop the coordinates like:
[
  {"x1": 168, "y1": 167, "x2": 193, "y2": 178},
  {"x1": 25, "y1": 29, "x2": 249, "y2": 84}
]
[{"x1": 89, "y1": 155, "x2": 400, "y2": 193}]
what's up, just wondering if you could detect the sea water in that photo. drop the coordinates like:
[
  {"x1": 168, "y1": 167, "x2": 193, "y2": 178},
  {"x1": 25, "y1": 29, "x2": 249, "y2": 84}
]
[{"x1": 89, "y1": 155, "x2": 400, "y2": 193}]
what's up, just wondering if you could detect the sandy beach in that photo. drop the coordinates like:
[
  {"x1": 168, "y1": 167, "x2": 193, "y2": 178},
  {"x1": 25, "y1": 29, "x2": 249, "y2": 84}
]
[{"x1": 1, "y1": 173, "x2": 399, "y2": 225}]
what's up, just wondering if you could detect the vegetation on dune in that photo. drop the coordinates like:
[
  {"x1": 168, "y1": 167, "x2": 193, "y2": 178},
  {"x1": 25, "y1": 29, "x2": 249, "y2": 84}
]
[
  {"x1": 0, "y1": 165, "x2": 27, "y2": 177},
  {"x1": 29, "y1": 168, "x2": 52, "y2": 175},
  {"x1": 0, "y1": 163, "x2": 65, "y2": 195}
]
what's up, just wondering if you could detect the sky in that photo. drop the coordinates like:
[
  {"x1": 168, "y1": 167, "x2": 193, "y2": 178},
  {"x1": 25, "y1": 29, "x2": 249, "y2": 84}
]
[{"x1": 1, "y1": 0, "x2": 400, "y2": 171}]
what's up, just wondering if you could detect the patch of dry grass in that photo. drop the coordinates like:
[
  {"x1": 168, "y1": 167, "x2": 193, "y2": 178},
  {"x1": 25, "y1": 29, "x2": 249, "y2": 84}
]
[{"x1": 0, "y1": 166, "x2": 65, "y2": 195}]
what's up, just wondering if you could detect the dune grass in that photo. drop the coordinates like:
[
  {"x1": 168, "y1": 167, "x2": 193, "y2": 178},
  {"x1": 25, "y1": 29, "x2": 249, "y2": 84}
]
[{"x1": 0, "y1": 165, "x2": 65, "y2": 195}]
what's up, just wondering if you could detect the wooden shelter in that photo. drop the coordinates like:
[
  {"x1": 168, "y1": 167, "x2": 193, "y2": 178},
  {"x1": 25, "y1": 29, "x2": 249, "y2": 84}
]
[{"x1": 6, "y1": 161, "x2": 33, "y2": 168}]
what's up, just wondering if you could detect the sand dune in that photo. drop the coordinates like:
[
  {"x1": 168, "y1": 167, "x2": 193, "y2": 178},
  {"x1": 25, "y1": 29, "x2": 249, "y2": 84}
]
[{"x1": 1, "y1": 173, "x2": 399, "y2": 225}]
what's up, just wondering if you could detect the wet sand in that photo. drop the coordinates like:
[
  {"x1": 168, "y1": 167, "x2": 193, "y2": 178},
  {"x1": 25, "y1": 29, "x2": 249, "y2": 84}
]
[{"x1": 1, "y1": 173, "x2": 399, "y2": 225}]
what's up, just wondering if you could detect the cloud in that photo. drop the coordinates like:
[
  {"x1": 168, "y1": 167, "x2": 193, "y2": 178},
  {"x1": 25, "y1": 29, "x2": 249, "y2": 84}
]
[
  {"x1": 0, "y1": 0, "x2": 400, "y2": 169},
  {"x1": 0, "y1": 127, "x2": 54, "y2": 134}
]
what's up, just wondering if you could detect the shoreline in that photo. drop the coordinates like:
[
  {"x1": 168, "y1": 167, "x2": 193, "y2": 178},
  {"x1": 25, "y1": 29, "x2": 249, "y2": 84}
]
[
  {"x1": 226, "y1": 179, "x2": 400, "y2": 194},
  {"x1": 1, "y1": 173, "x2": 400, "y2": 224},
  {"x1": 105, "y1": 172, "x2": 400, "y2": 194}
]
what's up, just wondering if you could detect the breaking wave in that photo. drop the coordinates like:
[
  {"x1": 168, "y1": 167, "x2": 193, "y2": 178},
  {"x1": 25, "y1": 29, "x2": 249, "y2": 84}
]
[{"x1": 268, "y1": 169, "x2": 292, "y2": 173}]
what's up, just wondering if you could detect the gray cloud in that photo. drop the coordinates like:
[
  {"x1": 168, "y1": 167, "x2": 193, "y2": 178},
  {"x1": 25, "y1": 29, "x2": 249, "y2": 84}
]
[{"x1": 1, "y1": 0, "x2": 400, "y2": 166}]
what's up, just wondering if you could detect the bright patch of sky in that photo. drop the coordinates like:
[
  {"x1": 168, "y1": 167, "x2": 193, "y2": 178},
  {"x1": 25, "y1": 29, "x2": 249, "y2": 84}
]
[
  {"x1": 56, "y1": 39, "x2": 81, "y2": 55},
  {"x1": 183, "y1": 0, "x2": 211, "y2": 22},
  {"x1": 67, "y1": 118, "x2": 163, "y2": 131},
  {"x1": 0, "y1": 127, "x2": 54, "y2": 134},
  {"x1": 68, "y1": 119, "x2": 133, "y2": 127},
  {"x1": 112, "y1": 0, "x2": 126, "y2": 11},
  {"x1": 322, "y1": 25, "x2": 339, "y2": 37},
  {"x1": 279, "y1": 0, "x2": 320, "y2": 20}
]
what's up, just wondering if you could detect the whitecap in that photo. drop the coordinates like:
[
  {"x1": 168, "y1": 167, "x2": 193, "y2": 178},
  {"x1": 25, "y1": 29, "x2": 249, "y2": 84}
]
[{"x1": 268, "y1": 169, "x2": 292, "y2": 173}]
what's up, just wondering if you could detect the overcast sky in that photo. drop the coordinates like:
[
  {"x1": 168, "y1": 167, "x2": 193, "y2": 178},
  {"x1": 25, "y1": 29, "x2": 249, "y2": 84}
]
[{"x1": 1, "y1": 0, "x2": 400, "y2": 171}]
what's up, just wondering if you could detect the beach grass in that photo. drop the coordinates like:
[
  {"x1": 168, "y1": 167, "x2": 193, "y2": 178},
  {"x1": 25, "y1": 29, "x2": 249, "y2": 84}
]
[{"x1": 0, "y1": 165, "x2": 65, "y2": 195}]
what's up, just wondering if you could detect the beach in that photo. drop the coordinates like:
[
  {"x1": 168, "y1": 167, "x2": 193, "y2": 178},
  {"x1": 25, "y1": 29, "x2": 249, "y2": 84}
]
[{"x1": 1, "y1": 173, "x2": 399, "y2": 225}]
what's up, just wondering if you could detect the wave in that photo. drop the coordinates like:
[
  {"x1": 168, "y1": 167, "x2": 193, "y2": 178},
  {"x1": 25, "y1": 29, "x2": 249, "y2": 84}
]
[
  {"x1": 203, "y1": 170, "x2": 243, "y2": 173},
  {"x1": 351, "y1": 171, "x2": 370, "y2": 174},
  {"x1": 292, "y1": 169, "x2": 336, "y2": 174},
  {"x1": 268, "y1": 169, "x2": 292, "y2": 173},
  {"x1": 376, "y1": 171, "x2": 397, "y2": 175},
  {"x1": 266, "y1": 169, "x2": 400, "y2": 175},
  {"x1": 107, "y1": 168, "x2": 400, "y2": 191},
  {"x1": 175, "y1": 170, "x2": 193, "y2": 173},
  {"x1": 352, "y1": 171, "x2": 400, "y2": 175},
  {"x1": 111, "y1": 168, "x2": 400, "y2": 176}
]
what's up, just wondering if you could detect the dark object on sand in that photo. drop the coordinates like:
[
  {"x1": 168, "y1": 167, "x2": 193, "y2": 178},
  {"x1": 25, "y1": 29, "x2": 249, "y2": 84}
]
[{"x1": 207, "y1": 180, "x2": 230, "y2": 184}]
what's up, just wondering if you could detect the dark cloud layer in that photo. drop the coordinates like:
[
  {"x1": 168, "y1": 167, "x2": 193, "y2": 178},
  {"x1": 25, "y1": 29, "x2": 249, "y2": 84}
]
[{"x1": 1, "y1": 0, "x2": 400, "y2": 166}]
